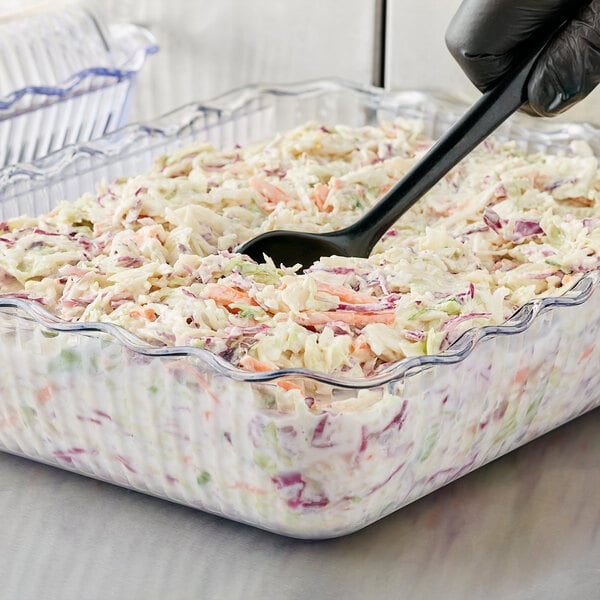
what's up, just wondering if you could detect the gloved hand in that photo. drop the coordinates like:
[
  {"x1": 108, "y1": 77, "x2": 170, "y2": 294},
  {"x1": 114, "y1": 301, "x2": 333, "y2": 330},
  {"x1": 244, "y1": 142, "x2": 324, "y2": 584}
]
[{"x1": 445, "y1": 0, "x2": 600, "y2": 116}]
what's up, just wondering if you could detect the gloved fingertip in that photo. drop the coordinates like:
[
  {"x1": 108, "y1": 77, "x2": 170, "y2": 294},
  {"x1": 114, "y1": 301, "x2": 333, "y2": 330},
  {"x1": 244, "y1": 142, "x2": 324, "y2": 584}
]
[
  {"x1": 518, "y1": 103, "x2": 542, "y2": 118},
  {"x1": 527, "y1": 73, "x2": 567, "y2": 117}
]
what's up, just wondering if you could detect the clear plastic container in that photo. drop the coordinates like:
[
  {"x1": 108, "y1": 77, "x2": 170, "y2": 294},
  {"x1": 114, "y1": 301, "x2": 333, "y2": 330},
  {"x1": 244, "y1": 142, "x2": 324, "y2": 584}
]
[
  {"x1": 0, "y1": 1, "x2": 157, "y2": 166},
  {"x1": 0, "y1": 80, "x2": 599, "y2": 539}
]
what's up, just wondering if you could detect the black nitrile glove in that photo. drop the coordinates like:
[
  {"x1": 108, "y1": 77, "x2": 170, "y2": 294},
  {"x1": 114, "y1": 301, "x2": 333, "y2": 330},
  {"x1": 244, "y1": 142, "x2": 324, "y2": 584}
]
[{"x1": 445, "y1": 0, "x2": 600, "y2": 116}]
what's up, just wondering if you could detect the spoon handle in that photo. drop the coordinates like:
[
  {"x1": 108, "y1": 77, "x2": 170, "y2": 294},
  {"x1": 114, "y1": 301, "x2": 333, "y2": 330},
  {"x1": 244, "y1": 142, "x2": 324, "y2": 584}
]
[{"x1": 343, "y1": 19, "x2": 568, "y2": 256}]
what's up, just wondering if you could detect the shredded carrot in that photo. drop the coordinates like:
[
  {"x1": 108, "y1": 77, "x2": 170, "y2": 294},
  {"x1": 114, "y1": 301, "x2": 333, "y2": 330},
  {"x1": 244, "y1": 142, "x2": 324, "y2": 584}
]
[
  {"x1": 36, "y1": 384, "x2": 54, "y2": 406},
  {"x1": 454, "y1": 199, "x2": 472, "y2": 212},
  {"x1": 317, "y1": 282, "x2": 375, "y2": 305},
  {"x1": 532, "y1": 172, "x2": 544, "y2": 190},
  {"x1": 562, "y1": 274, "x2": 576, "y2": 287},
  {"x1": 0, "y1": 409, "x2": 18, "y2": 429},
  {"x1": 432, "y1": 207, "x2": 452, "y2": 218},
  {"x1": 201, "y1": 283, "x2": 255, "y2": 312},
  {"x1": 240, "y1": 355, "x2": 271, "y2": 372},
  {"x1": 579, "y1": 346, "x2": 595, "y2": 361},
  {"x1": 133, "y1": 226, "x2": 160, "y2": 246},
  {"x1": 164, "y1": 362, "x2": 220, "y2": 403},
  {"x1": 513, "y1": 367, "x2": 529, "y2": 386},
  {"x1": 240, "y1": 356, "x2": 302, "y2": 392},
  {"x1": 563, "y1": 196, "x2": 594, "y2": 207},
  {"x1": 276, "y1": 380, "x2": 303, "y2": 392},
  {"x1": 194, "y1": 372, "x2": 220, "y2": 404},
  {"x1": 300, "y1": 310, "x2": 395, "y2": 327},
  {"x1": 311, "y1": 183, "x2": 333, "y2": 212},
  {"x1": 229, "y1": 482, "x2": 268, "y2": 495},
  {"x1": 204, "y1": 410, "x2": 212, "y2": 421},
  {"x1": 249, "y1": 176, "x2": 291, "y2": 205},
  {"x1": 350, "y1": 337, "x2": 371, "y2": 353},
  {"x1": 130, "y1": 306, "x2": 158, "y2": 321}
]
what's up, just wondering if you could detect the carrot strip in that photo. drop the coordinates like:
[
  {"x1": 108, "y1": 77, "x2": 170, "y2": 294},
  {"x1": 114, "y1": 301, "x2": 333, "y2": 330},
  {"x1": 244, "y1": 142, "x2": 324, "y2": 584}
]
[
  {"x1": 317, "y1": 282, "x2": 375, "y2": 305},
  {"x1": 579, "y1": 346, "x2": 595, "y2": 361},
  {"x1": 229, "y1": 482, "x2": 268, "y2": 495},
  {"x1": 350, "y1": 337, "x2": 371, "y2": 353},
  {"x1": 311, "y1": 183, "x2": 333, "y2": 212},
  {"x1": 201, "y1": 283, "x2": 255, "y2": 313},
  {"x1": 193, "y1": 372, "x2": 220, "y2": 404},
  {"x1": 36, "y1": 384, "x2": 54, "y2": 406},
  {"x1": 276, "y1": 380, "x2": 303, "y2": 392},
  {"x1": 130, "y1": 306, "x2": 158, "y2": 321},
  {"x1": 562, "y1": 196, "x2": 594, "y2": 207},
  {"x1": 300, "y1": 310, "x2": 395, "y2": 327},
  {"x1": 164, "y1": 361, "x2": 220, "y2": 403},
  {"x1": 240, "y1": 356, "x2": 302, "y2": 392},
  {"x1": 240, "y1": 355, "x2": 271, "y2": 372},
  {"x1": 512, "y1": 367, "x2": 529, "y2": 386},
  {"x1": 249, "y1": 176, "x2": 291, "y2": 205},
  {"x1": 0, "y1": 409, "x2": 18, "y2": 429}
]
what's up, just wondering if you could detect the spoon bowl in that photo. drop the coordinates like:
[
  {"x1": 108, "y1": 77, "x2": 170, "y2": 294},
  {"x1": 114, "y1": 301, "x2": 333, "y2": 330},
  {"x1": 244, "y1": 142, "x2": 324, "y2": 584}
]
[{"x1": 237, "y1": 228, "x2": 360, "y2": 268}]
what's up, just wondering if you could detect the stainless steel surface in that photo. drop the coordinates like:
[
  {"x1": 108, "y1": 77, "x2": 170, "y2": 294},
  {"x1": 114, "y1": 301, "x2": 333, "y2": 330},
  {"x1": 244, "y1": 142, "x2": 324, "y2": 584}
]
[{"x1": 1, "y1": 409, "x2": 598, "y2": 600}]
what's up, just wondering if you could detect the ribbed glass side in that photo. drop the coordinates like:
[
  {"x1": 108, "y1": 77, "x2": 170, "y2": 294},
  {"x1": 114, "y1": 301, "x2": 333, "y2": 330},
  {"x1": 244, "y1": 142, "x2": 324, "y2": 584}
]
[{"x1": 0, "y1": 78, "x2": 135, "y2": 166}]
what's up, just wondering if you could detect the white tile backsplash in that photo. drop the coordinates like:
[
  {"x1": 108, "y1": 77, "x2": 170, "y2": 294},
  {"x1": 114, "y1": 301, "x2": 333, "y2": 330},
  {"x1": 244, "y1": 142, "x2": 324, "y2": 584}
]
[{"x1": 87, "y1": 0, "x2": 380, "y2": 121}]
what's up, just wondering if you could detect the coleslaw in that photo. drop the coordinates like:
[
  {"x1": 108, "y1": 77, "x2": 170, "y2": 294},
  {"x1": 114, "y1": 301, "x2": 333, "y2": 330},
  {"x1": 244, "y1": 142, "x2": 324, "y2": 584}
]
[{"x1": 0, "y1": 120, "x2": 597, "y2": 388}]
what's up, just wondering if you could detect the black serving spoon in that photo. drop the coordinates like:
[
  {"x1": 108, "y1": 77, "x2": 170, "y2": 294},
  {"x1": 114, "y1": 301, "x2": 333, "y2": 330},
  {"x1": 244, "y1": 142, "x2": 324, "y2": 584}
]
[{"x1": 237, "y1": 21, "x2": 568, "y2": 270}]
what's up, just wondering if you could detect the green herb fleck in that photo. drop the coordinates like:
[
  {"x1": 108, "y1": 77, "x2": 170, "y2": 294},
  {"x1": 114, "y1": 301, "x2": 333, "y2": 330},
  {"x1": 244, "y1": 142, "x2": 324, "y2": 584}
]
[
  {"x1": 20, "y1": 406, "x2": 37, "y2": 425},
  {"x1": 419, "y1": 423, "x2": 440, "y2": 462},
  {"x1": 230, "y1": 303, "x2": 266, "y2": 320},
  {"x1": 196, "y1": 471, "x2": 211, "y2": 485},
  {"x1": 492, "y1": 410, "x2": 518, "y2": 445},
  {"x1": 526, "y1": 394, "x2": 543, "y2": 419},
  {"x1": 437, "y1": 298, "x2": 461, "y2": 315},
  {"x1": 408, "y1": 307, "x2": 429, "y2": 321},
  {"x1": 253, "y1": 452, "x2": 276, "y2": 473},
  {"x1": 60, "y1": 349, "x2": 81, "y2": 367},
  {"x1": 544, "y1": 259, "x2": 562, "y2": 268},
  {"x1": 264, "y1": 421, "x2": 278, "y2": 446},
  {"x1": 425, "y1": 329, "x2": 445, "y2": 355},
  {"x1": 346, "y1": 193, "x2": 364, "y2": 209}
]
